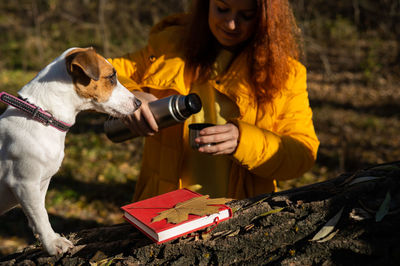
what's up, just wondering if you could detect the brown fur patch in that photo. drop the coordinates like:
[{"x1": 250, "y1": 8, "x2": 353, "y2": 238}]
[{"x1": 65, "y1": 48, "x2": 116, "y2": 102}]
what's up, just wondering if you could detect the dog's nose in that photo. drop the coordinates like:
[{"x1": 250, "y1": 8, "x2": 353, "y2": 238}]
[{"x1": 134, "y1": 97, "x2": 142, "y2": 109}]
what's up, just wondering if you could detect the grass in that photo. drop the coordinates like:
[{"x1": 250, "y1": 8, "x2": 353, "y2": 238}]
[{"x1": 0, "y1": 70, "x2": 37, "y2": 94}]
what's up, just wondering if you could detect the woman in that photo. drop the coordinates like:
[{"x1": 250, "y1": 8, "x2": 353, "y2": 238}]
[{"x1": 109, "y1": 0, "x2": 319, "y2": 201}]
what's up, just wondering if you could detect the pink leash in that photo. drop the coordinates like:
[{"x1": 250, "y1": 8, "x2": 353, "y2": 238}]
[{"x1": 0, "y1": 91, "x2": 71, "y2": 132}]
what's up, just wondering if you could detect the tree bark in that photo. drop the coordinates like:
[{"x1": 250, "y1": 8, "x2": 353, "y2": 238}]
[{"x1": 1, "y1": 161, "x2": 400, "y2": 265}]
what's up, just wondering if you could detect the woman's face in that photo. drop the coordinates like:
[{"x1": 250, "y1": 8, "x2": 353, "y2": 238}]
[{"x1": 208, "y1": 0, "x2": 258, "y2": 49}]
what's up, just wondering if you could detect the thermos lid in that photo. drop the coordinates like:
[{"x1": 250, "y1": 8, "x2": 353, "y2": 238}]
[{"x1": 183, "y1": 93, "x2": 202, "y2": 116}]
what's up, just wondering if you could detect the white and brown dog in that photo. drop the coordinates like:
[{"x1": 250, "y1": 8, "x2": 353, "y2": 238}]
[{"x1": 0, "y1": 47, "x2": 141, "y2": 255}]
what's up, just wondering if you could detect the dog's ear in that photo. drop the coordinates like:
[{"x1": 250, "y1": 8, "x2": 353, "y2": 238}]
[{"x1": 65, "y1": 48, "x2": 100, "y2": 81}]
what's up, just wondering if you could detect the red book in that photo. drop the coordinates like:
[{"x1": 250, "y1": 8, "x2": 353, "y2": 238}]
[{"x1": 121, "y1": 189, "x2": 232, "y2": 243}]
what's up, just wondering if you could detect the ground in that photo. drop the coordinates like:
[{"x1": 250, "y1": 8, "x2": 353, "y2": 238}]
[
  {"x1": 1, "y1": 162, "x2": 399, "y2": 265},
  {"x1": 0, "y1": 39, "x2": 399, "y2": 261}
]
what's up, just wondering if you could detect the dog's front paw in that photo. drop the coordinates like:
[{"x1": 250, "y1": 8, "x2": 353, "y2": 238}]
[{"x1": 43, "y1": 234, "x2": 74, "y2": 255}]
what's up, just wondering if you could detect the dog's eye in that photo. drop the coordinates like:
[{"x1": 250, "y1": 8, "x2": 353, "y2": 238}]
[
  {"x1": 109, "y1": 76, "x2": 116, "y2": 85},
  {"x1": 107, "y1": 71, "x2": 117, "y2": 85}
]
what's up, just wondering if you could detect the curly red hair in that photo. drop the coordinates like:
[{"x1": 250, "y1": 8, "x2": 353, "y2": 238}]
[{"x1": 184, "y1": 0, "x2": 301, "y2": 103}]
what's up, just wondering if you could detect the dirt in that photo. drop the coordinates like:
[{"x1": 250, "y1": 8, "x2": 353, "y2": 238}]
[{"x1": 1, "y1": 162, "x2": 399, "y2": 265}]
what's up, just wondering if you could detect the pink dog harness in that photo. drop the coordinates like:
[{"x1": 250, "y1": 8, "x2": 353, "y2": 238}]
[{"x1": 0, "y1": 91, "x2": 71, "y2": 132}]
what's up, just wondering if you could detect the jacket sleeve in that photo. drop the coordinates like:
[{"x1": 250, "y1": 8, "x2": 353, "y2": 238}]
[
  {"x1": 232, "y1": 62, "x2": 319, "y2": 181},
  {"x1": 108, "y1": 45, "x2": 153, "y2": 92},
  {"x1": 108, "y1": 15, "x2": 188, "y2": 93}
]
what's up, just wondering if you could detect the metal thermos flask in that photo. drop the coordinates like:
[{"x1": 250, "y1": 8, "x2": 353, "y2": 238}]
[{"x1": 104, "y1": 93, "x2": 202, "y2": 143}]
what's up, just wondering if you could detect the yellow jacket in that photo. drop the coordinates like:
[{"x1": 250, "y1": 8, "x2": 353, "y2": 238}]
[{"x1": 109, "y1": 15, "x2": 320, "y2": 201}]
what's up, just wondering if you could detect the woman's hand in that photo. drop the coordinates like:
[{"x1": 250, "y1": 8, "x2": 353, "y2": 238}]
[
  {"x1": 195, "y1": 123, "x2": 239, "y2": 155},
  {"x1": 123, "y1": 91, "x2": 159, "y2": 136}
]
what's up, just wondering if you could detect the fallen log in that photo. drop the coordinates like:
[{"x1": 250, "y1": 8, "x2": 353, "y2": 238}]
[{"x1": 1, "y1": 161, "x2": 400, "y2": 265}]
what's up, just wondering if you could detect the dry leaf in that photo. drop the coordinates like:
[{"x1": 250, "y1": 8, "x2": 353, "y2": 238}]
[
  {"x1": 369, "y1": 165, "x2": 400, "y2": 171},
  {"x1": 244, "y1": 195, "x2": 272, "y2": 210},
  {"x1": 212, "y1": 228, "x2": 240, "y2": 240},
  {"x1": 349, "y1": 208, "x2": 372, "y2": 221},
  {"x1": 244, "y1": 224, "x2": 255, "y2": 231},
  {"x1": 376, "y1": 191, "x2": 391, "y2": 222},
  {"x1": 226, "y1": 228, "x2": 240, "y2": 237},
  {"x1": 311, "y1": 207, "x2": 344, "y2": 241},
  {"x1": 348, "y1": 176, "x2": 383, "y2": 186},
  {"x1": 250, "y1": 207, "x2": 285, "y2": 222},
  {"x1": 316, "y1": 229, "x2": 339, "y2": 243},
  {"x1": 152, "y1": 195, "x2": 232, "y2": 224}
]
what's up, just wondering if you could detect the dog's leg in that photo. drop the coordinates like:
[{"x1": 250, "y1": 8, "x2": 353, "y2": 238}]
[
  {"x1": 40, "y1": 177, "x2": 52, "y2": 204},
  {"x1": 11, "y1": 177, "x2": 73, "y2": 255},
  {"x1": 24, "y1": 176, "x2": 50, "y2": 237}
]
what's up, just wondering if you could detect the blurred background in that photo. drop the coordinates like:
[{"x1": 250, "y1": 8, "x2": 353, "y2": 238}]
[{"x1": 0, "y1": 0, "x2": 399, "y2": 256}]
